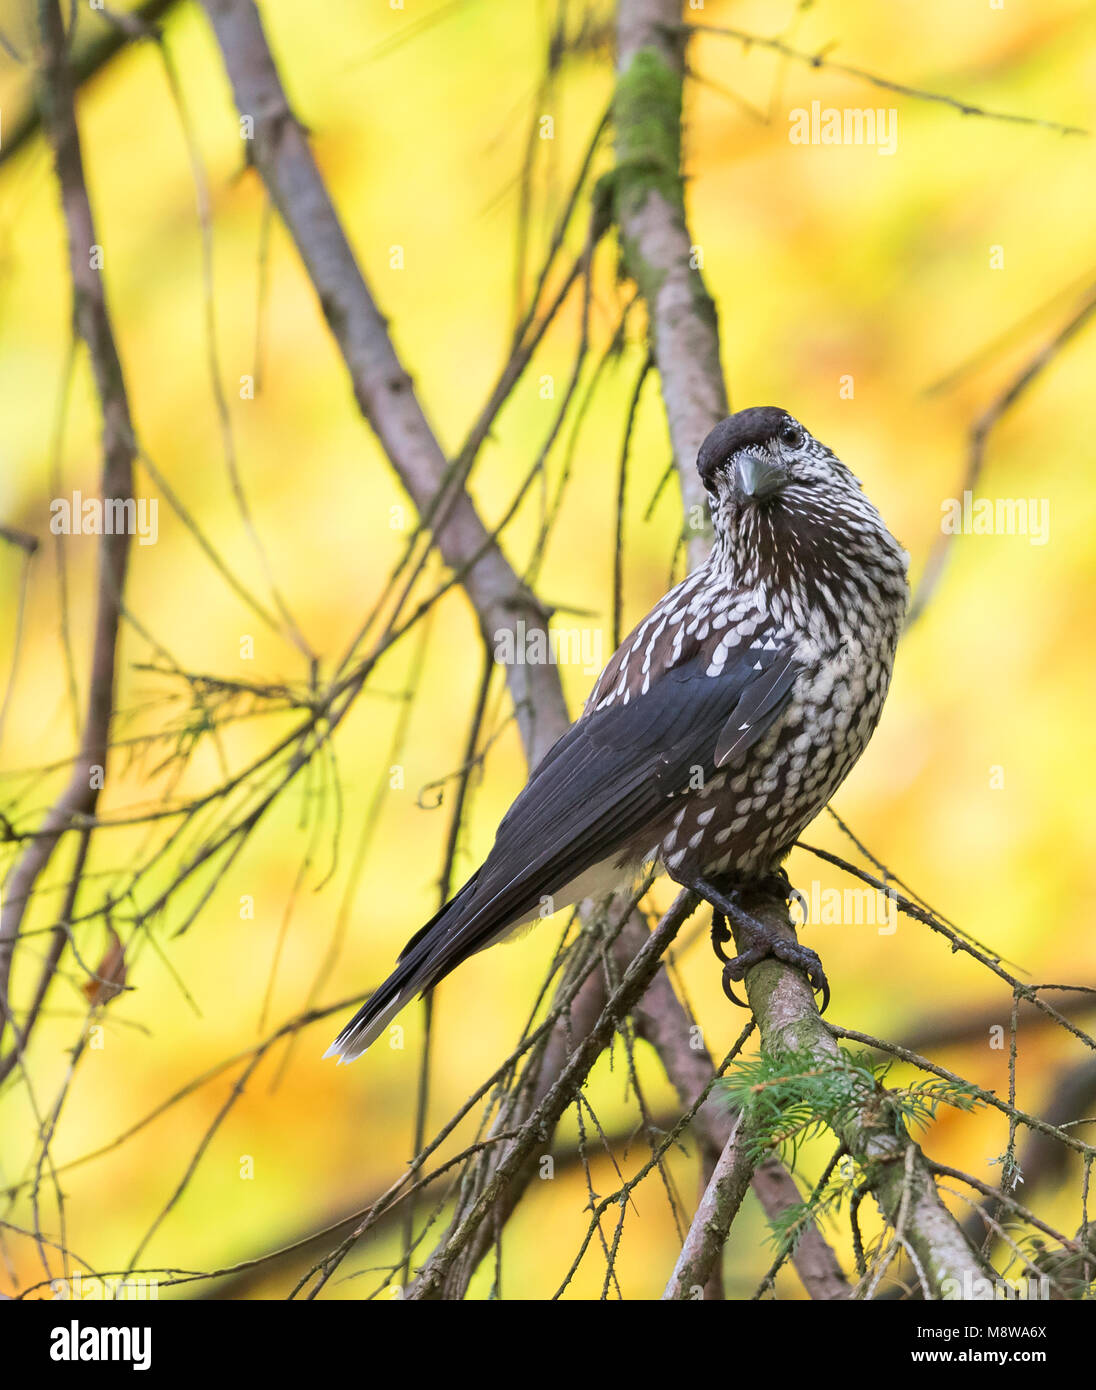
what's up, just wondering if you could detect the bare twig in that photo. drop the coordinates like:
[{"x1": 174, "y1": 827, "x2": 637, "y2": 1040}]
[
  {"x1": 199, "y1": 0, "x2": 568, "y2": 765},
  {"x1": 0, "y1": 526, "x2": 38, "y2": 556},
  {"x1": 732, "y1": 893, "x2": 985, "y2": 1295},
  {"x1": 829, "y1": 1024, "x2": 1096, "y2": 1163},
  {"x1": 662, "y1": 1111, "x2": 755, "y2": 1298},
  {"x1": 613, "y1": 0, "x2": 729, "y2": 565},
  {"x1": 681, "y1": 22, "x2": 1088, "y2": 137},
  {"x1": 0, "y1": 0, "x2": 182, "y2": 168},
  {"x1": 909, "y1": 283, "x2": 1096, "y2": 625},
  {"x1": 0, "y1": 0, "x2": 136, "y2": 1072},
  {"x1": 404, "y1": 891, "x2": 698, "y2": 1298}
]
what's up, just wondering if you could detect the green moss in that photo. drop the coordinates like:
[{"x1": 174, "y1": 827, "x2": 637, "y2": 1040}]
[
  {"x1": 613, "y1": 49, "x2": 683, "y2": 206},
  {"x1": 611, "y1": 48, "x2": 685, "y2": 297}
]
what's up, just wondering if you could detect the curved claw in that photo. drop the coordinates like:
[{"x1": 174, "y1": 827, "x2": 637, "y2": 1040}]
[
  {"x1": 723, "y1": 939, "x2": 831, "y2": 1015},
  {"x1": 782, "y1": 946, "x2": 829, "y2": 1014},
  {"x1": 710, "y1": 909, "x2": 732, "y2": 964},
  {"x1": 786, "y1": 953, "x2": 830, "y2": 1015},
  {"x1": 702, "y1": 880, "x2": 831, "y2": 1015},
  {"x1": 720, "y1": 962, "x2": 750, "y2": 1008}
]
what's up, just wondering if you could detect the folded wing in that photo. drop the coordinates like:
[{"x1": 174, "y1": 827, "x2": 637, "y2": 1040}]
[{"x1": 326, "y1": 624, "x2": 801, "y2": 1060}]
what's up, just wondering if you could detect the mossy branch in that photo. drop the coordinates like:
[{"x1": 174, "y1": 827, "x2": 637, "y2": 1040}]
[
  {"x1": 729, "y1": 893, "x2": 988, "y2": 1297},
  {"x1": 611, "y1": 0, "x2": 727, "y2": 563}
]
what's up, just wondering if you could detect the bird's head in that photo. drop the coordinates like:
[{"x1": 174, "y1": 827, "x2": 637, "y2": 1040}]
[
  {"x1": 696, "y1": 407, "x2": 909, "y2": 609},
  {"x1": 697, "y1": 407, "x2": 861, "y2": 518}
]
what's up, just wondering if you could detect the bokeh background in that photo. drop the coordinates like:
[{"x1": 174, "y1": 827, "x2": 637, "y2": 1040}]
[{"x1": 1, "y1": 0, "x2": 1094, "y2": 1299}]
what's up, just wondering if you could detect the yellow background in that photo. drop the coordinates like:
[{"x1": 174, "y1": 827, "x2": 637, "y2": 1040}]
[{"x1": 1, "y1": 0, "x2": 1094, "y2": 1298}]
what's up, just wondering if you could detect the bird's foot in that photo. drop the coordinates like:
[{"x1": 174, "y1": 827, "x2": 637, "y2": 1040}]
[
  {"x1": 697, "y1": 876, "x2": 830, "y2": 1014},
  {"x1": 754, "y1": 867, "x2": 792, "y2": 901},
  {"x1": 753, "y1": 868, "x2": 809, "y2": 923},
  {"x1": 723, "y1": 932, "x2": 830, "y2": 1014},
  {"x1": 709, "y1": 909, "x2": 749, "y2": 1008}
]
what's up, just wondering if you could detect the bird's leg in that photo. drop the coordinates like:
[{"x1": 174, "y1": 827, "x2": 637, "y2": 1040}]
[
  {"x1": 691, "y1": 874, "x2": 830, "y2": 1014},
  {"x1": 754, "y1": 866, "x2": 792, "y2": 901},
  {"x1": 710, "y1": 908, "x2": 731, "y2": 961},
  {"x1": 753, "y1": 866, "x2": 810, "y2": 926},
  {"x1": 708, "y1": 908, "x2": 749, "y2": 1008}
]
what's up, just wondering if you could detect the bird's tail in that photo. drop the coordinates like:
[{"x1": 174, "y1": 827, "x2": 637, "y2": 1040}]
[
  {"x1": 322, "y1": 961, "x2": 423, "y2": 1065},
  {"x1": 323, "y1": 877, "x2": 480, "y2": 1065}
]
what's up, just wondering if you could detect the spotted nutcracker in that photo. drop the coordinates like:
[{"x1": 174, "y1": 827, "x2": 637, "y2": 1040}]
[{"x1": 326, "y1": 407, "x2": 909, "y2": 1063}]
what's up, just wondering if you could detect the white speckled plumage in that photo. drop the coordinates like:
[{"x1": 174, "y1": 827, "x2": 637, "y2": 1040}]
[
  {"x1": 583, "y1": 409, "x2": 908, "y2": 886},
  {"x1": 326, "y1": 408, "x2": 908, "y2": 1061}
]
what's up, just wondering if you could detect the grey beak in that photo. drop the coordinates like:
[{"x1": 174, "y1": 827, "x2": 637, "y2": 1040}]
[{"x1": 735, "y1": 453, "x2": 786, "y2": 500}]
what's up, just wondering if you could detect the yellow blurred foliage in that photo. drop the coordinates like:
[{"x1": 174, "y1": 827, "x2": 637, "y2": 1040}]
[{"x1": 0, "y1": 0, "x2": 1094, "y2": 1299}]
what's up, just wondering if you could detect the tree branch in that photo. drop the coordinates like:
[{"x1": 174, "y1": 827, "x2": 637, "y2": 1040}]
[
  {"x1": 613, "y1": 0, "x2": 729, "y2": 564},
  {"x1": 405, "y1": 890, "x2": 698, "y2": 1298},
  {"x1": 662, "y1": 1111, "x2": 754, "y2": 1298},
  {"x1": 909, "y1": 281, "x2": 1096, "y2": 625},
  {"x1": 0, "y1": 0, "x2": 183, "y2": 169},
  {"x1": 631, "y1": 961, "x2": 850, "y2": 1299},
  {"x1": 734, "y1": 893, "x2": 985, "y2": 1295},
  {"x1": 682, "y1": 22, "x2": 1088, "y2": 137},
  {"x1": 0, "y1": 0, "x2": 136, "y2": 1070},
  {"x1": 199, "y1": 0, "x2": 568, "y2": 764},
  {"x1": 198, "y1": 0, "x2": 827, "y2": 1304}
]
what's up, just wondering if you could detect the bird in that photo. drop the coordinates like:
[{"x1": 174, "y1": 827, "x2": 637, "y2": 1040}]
[{"x1": 325, "y1": 407, "x2": 909, "y2": 1063}]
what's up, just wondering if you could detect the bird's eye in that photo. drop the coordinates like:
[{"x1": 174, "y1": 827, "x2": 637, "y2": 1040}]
[{"x1": 780, "y1": 425, "x2": 804, "y2": 449}]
